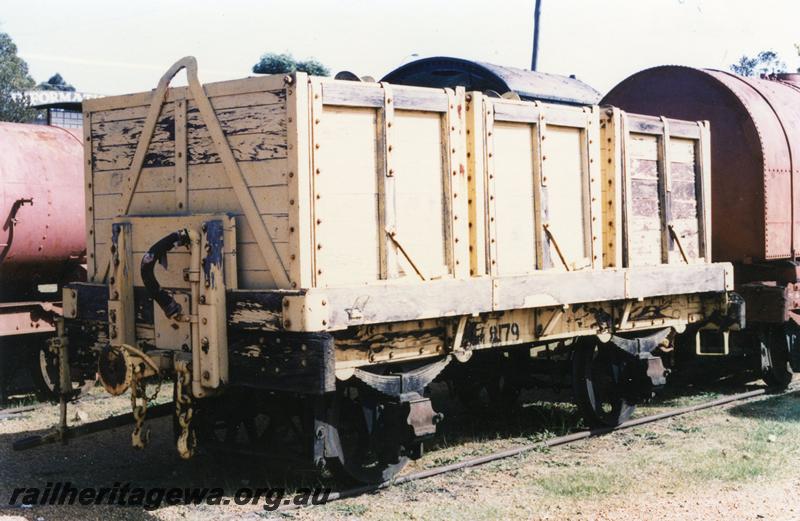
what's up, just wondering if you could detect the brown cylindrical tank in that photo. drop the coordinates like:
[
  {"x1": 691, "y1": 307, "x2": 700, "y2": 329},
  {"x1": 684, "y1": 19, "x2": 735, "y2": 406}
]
[
  {"x1": 0, "y1": 123, "x2": 85, "y2": 296},
  {"x1": 603, "y1": 66, "x2": 800, "y2": 264}
]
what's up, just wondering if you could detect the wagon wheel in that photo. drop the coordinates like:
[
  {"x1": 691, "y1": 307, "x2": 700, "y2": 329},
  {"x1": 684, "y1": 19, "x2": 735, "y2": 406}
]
[
  {"x1": 194, "y1": 402, "x2": 265, "y2": 447},
  {"x1": 29, "y1": 338, "x2": 89, "y2": 402},
  {"x1": 31, "y1": 340, "x2": 60, "y2": 401},
  {"x1": 455, "y1": 373, "x2": 521, "y2": 410},
  {"x1": 453, "y1": 352, "x2": 523, "y2": 410},
  {"x1": 572, "y1": 339, "x2": 635, "y2": 427},
  {"x1": 761, "y1": 325, "x2": 794, "y2": 390},
  {"x1": 175, "y1": 392, "x2": 310, "y2": 465},
  {"x1": 327, "y1": 383, "x2": 408, "y2": 484}
]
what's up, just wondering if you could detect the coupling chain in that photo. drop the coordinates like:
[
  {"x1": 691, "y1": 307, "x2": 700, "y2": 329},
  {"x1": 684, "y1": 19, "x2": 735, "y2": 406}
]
[
  {"x1": 130, "y1": 364, "x2": 162, "y2": 449},
  {"x1": 175, "y1": 364, "x2": 196, "y2": 459}
]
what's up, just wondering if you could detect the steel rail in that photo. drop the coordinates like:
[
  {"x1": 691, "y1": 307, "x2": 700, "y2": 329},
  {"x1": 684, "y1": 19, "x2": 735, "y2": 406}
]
[
  {"x1": 0, "y1": 387, "x2": 107, "y2": 418},
  {"x1": 289, "y1": 386, "x2": 793, "y2": 509}
]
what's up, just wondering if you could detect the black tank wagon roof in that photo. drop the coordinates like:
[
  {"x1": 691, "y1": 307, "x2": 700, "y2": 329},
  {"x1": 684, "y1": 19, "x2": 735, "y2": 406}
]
[{"x1": 381, "y1": 56, "x2": 601, "y2": 106}]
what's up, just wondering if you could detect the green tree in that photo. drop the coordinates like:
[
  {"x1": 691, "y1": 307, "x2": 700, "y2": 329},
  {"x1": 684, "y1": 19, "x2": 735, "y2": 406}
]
[
  {"x1": 0, "y1": 31, "x2": 35, "y2": 122},
  {"x1": 36, "y1": 73, "x2": 76, "y2": 92},
  {"x1": 252, "y1": 52, "x2": 329, "y2": 77},
  {"x1": 294, "y1": 59, "x2": 329, "y2": 76},
  {"x1": 730, "y1": 50, "x2": 786, "y2": 77}
]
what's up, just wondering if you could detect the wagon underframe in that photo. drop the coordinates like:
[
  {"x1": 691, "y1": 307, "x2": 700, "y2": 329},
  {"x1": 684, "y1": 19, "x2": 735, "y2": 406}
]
[{"x1": 64, "y1": 259, "x2": 732, "y2": 390}]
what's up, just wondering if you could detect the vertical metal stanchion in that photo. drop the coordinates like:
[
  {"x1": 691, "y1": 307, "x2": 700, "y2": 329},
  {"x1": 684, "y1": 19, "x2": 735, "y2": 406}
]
[{"x1": 55, "y1": 318, "x2": 70, "y2": 443}]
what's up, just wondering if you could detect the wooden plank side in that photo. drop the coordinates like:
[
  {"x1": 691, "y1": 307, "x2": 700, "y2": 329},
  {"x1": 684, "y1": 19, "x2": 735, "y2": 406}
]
[
  {"x1": 90, "y1": 91, "x2": 285, "y2": 125},
  {"x1": 376, "y1": 82, "x2": 397, "y2": 280},
  {"x1": 484, "y1": 100, "x2": 499, "y2": 276},
  {"x1": 91, "y1": 102, "x2": 287, "y2": 172},
  {"x1": 494, "y1": 101, "x2": 589, "y2": 128},
  {"x1": 628, "y1": 134, "x2": 658, "y2": 160},
  {"x1": 93, "y1": 161, "x2": 288, "y2": 196},
  {"x1": 85, "y1": 112, "x2": 97, "y2": 281},
  {"x1": 493, "y1": 102, "x2": 540, "y2": 124},
  {"x1": 174, "y1": 96, "x2": 188, "y2": 212},
  {"x1": 187, "y1": 103, "x2": 285, "y2": 137},
  {"x1": 493, "y1": 270, "x2": 624, "y2": 311},
  {"x1": 92, "y1": 147, "x2": 292, "y2": 290},
  {"x1": 492, "y1": 122, "x2": 537, "y2": 276},
  {"x1": 625, "y1": 264, "x2": 729, "y2": 298},
  {"x1": 586, "y1": 107, "x2": 603, "y2": 270},
  {"x1": 600, "y1": 109, "x2": 623, "y2": 268},
  {"x1": 91, "y1": 102, "x2": 175, "y2": 148},
  {"x1": 93, "y1": 139, "x2": 175, "y2": 172},
  {"x1": 318, "y1": 278, "x2": 494, "y2": 329},
  {"x1": 84, "y1": 74, "x2": 287, "y2": 113},
  {"x1": 445, "y1": 87, "x2": 471, "y2": 280},
  {"x1": 628, "y1": 156, "x2": 662, "y2": 266},
  {"x1": 315, "y1": 262, "x2": 730, "y2": 329},
  {"x1": 697, "y1": 121, "x2": 712, "y2": 260},
  {"x1": 98, "y1": 215, "x2": 285, "y2": 251},
  {"x1": 189, "y1": 131, "x2": 286, "y2": 165},
  {"x1": 669, "y1": 137, "x2": 701, "y2": 263},
  {"x1": 93, "y1": 166, "x2": 175, "y2": 196},
  {"x1": 466, "y1": 92, "x2": 489, "y2": 276},
  {"x1": 394, "y1": 86, "x2": 449, "y2": 112},
  {"x1": 313, "y1": 105, "x2": 381, "y2": 286},
  {"x1": 287, "y1": 73, "x2": 314, "y2": 290},
  {"x1": 495, "y1": 264, "x2": 730, "y2": 311},
  {"x1": 322, "y1": 82, "x2": 383, "y2": 108},
  {"x1": 321, "y1": 81, "x2": 449, "y2": 112},
  {"x1": 94, "y1": 185, "x2": 290, "y2": 220},
  {"x1": 128, "y1": 242, "x2": 286, "y2": 288},
  {"x1": 393, "y1": 109, "x2": 450, "y2": 279},
  {"x1": 541, "y1": 125, "x2": 590, "y2": 270},
  {"x1": 99, "y1": 238, "x2": 284, "y2": 290},
  {"x1": 186, "y1": 103, "x2": 287, "y2": 165},
  {"x1": 187, "y1": 160, "x2": 288, "y2": 189},
  {"x1": 95, "y1": 212, "x2": 288, "y2": 250},
  {"x1": 626, "y1": 115, "x2": 702, "y2": 139}
]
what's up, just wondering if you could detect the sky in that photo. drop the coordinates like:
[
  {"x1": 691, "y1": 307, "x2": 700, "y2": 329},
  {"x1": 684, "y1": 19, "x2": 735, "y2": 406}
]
[{"x1": 2, "y1": 0, "x2": 800, "y2": 96}]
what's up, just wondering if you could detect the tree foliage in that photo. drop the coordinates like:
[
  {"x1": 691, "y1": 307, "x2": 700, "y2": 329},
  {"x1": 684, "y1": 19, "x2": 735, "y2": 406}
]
[
  {"x1": 730, "y1": 50, "x2": 787, "y2": 77},
  {"x1": 252, "y1": 52, "x2": 329, "y2": 77},
  {"x1": 36, "y1": 73, "x2": 76, "y2": 92},
  {"x1": 0, "y1": 32, "x2": 35, "y2": 122}
]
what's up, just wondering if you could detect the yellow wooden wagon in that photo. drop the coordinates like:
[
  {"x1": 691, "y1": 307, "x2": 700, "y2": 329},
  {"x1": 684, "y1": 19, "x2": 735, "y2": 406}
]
[{"x1": 50, "y1": 57, "x2": 737, "y2": 483}]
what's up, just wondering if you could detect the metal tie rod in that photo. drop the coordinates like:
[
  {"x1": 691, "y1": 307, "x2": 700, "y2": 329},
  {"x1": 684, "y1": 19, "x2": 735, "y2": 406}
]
[{"x1": 12, "y1": 402, "x2": 174, "y2": 451}]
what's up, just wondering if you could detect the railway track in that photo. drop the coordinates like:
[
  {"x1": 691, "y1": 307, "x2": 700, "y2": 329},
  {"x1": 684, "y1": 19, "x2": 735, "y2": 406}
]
[
  {"x1": 283, "y1": 385, "x2": 796, "y2": 511},
  {"x1": 0, "y1": 388, "x2": 107, "y2": 419}
]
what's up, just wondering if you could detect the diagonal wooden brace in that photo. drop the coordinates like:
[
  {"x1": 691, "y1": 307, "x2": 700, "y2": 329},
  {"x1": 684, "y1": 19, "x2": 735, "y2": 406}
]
[{"x1": 118, "y1": 56, "x2": 291, "y2": 288}]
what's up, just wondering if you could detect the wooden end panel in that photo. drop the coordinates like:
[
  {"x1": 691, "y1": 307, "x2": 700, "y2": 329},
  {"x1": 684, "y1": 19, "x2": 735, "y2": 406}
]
[{"x1": 87, "y1": 75, "x2": 294, "y2": 289}]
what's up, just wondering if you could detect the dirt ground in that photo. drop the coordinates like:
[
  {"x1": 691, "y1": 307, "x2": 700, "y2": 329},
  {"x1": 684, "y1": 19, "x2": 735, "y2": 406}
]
[{"x1": 1, "y1": 375, "x2": 799, "y2": 521}]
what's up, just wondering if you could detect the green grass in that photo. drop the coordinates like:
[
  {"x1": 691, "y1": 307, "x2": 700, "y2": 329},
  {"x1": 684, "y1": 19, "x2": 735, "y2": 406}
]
[
  {"x1": 520, "y1": 394, "x2": 800, "y2": 501},
  {"x1": 636, "y1": 390, "x2": 722, "y2": 414},
  {"x1": 328, "y1": 503, "x2": 369, "y2": 516},
  {"x1": 685, "y1": 448, "x2": 772, "y2": 482},
  {"x1": 535, "y1": 468, "x2": 632, "y2": 498},
  {"x1": 301, "y1": 392, "x2": 800, "y2": 520}
]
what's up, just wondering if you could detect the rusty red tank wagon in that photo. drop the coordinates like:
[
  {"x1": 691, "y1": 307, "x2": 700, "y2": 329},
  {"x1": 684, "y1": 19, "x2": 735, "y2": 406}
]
[
  {"x1": 605, "y1": 66, "x2": 800, "y2": 387},
  {"x1": 0, "y1": 122, "x2": 91, "y2": 402}
]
